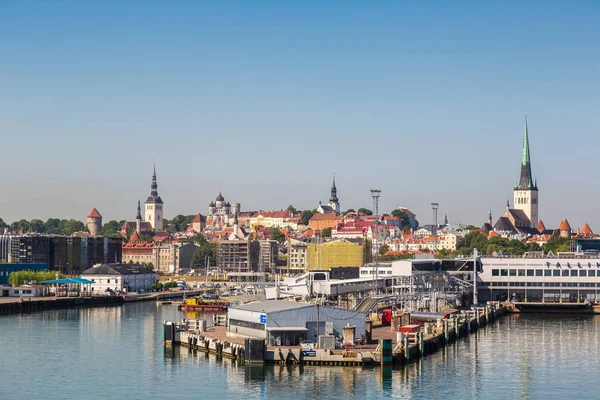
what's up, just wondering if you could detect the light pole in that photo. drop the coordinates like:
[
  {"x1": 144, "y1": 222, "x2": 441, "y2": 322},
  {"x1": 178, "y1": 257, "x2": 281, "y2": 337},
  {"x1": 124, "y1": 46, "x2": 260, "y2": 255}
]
[{"x1": 370, "y1": 189, "x2": 381, "y2": 295}]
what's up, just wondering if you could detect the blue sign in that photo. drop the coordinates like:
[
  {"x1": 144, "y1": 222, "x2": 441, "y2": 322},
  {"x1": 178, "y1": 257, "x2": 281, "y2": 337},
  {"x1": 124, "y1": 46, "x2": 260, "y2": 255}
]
[
  {"x1": 259, "y1": 314, "x2": 267, "y2": 324},
  {"x1": 302, "y1": 350, "x2": 316, "y2": 357}
]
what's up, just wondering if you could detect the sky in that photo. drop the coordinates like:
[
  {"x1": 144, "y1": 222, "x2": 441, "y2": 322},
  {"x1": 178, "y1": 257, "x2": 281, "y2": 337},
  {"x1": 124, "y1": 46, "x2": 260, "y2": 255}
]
[{"x1": 1, "y1": 1, "x2": 599, "y2": 229}]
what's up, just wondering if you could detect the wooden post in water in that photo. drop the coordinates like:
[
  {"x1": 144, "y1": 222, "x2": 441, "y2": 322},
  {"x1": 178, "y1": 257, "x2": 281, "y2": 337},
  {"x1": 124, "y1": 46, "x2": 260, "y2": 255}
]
[
  {"x1": 419, "y1": 331, "x2": 424, "y2": 356},
  {"x1": 455, "y1": 316, "x2": 459, "y2": 338},
  {"x1": 444, "y1": 320, "x2": 449, "y2": 343}
]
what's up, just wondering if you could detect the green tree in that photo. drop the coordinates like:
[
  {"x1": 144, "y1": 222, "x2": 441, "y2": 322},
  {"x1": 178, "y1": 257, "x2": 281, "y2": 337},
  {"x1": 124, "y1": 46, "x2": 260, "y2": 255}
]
[
  {"x1": 163, "y1": 281, "x2": 178, "y2": 289},
  {"x1": 358, "y1": 208, "x2": 373, "y2": 215},
  {"x1": 0, "y1": 218, "x2": 6, "y2": 229},
  {"x1": 543, "y1": 234, "x2": 571, "y2": 254},
  {"x1": 378, "y1": 244, "x2": 390, "y2": 256},
  {"x1": 140, "y1": 234, "x2": 154, "y2": 242},
  {"x1": 456, "y1": 231, "x2": 488, "y2": 254},
  {"x1": 270, "y1": 226, "x2": 285, "y2": 243},
  {"x1": 391, "y1": 210, "x2": 410, "y2": 227},
  {"x1": 190, "y1": 242, "x2": 217, "y2": 270},
  {"x1": 151, "y1": 282, "x2": 164, "y2": 291},
  {"x1": 8, "y1": 270, "x2": 64, "y2": 286},
  {"x1": 286, "y1": 205, "x2": 298, "y2": 214},
  {"x1": 321, "y1": 227, "x2": 332, "y2": 238},
  {"x1": 300, "y1": 210, "x2": 315, "y2": 226},
  {"x1": 28, "y1": 219, "x2": 45, "y2": 233},
  {"x1": 101, "y1": 220, "x2": 121, "y2": 237},
  {"x1": 342, "y1": 209, "x2": 356, "y2": 216}
]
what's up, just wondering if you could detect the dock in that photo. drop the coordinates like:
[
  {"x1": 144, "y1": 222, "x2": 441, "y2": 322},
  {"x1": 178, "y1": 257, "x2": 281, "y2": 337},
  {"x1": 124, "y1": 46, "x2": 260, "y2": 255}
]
[
  {"x1": 164, "y1": 303, "x2": 506, "y2": 366},
  {"x1": 0, "y1": 290, "x2": 205, "y2": 316}
]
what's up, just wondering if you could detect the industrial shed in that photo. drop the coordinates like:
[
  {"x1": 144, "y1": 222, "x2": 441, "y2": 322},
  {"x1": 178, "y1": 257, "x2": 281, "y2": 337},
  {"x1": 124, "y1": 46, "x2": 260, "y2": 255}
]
[{"x1": 227, "y1": 300, "x2": 366, "y2": 346}]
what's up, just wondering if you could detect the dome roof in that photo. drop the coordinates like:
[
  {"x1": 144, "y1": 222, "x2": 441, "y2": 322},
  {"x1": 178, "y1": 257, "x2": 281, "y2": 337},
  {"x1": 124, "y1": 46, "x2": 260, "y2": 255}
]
[
  {"x1": 209, "y1": 201, "x2": 215, "y2": 207},
  {"x1": 216, "y1": 192, "x2": 225, "y2": 201},
  {"x1": 558, "y1": 219, "x2": 572, "y2": 231},
  {"x1": 225, "y1": 202, "x2": 231, "y2": 207}
]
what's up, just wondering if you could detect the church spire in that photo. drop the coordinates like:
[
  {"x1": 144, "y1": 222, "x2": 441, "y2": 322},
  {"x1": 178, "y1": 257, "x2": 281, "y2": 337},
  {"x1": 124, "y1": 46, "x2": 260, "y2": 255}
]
[
  {"x1": 329, "y1": 174, "x2": 338, "y2": 203},
  {"x1": 516, "y1": 115, "x2": 536, "y2": 190},
  {"x1": 136, "y1": 199, "x2": 142, "y2": 220}
]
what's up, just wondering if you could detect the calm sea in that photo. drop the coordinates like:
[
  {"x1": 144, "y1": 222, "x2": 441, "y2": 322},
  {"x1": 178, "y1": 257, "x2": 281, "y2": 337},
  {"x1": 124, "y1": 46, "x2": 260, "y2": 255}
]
[{"x1": 1, "y1": 302, "x2": 599, "y2": 399}]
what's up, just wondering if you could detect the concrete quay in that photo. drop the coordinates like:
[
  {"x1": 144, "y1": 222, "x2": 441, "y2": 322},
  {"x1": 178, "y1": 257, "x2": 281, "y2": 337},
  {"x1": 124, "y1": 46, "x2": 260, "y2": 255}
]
[
  {"x1": 0, "y1": 290, "x2": 204, "y2": 316},
  {"x1": 165, "y1": 303, "x2": 506, "y2": 366}
]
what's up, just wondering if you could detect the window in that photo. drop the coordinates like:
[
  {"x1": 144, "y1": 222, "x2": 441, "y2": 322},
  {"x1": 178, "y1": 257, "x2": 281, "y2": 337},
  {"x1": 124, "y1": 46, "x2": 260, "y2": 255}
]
[
  {"x1": 518, "y1": 270, "x2": 525, "y2": 277},
  {"x1": 501, "y1": 269, "x2": 508, "y2": 276},
  {"x1": 107, "y1": 279, "x2": 111, "y2": 283},
  {"x1": 509, "y1": 269, "x2": 517, "y2": 276},
  {"x1": 527, "y1": 269, "x2": 534, "y2": 277},
  {"x1": 544, "y1": 270, "x2": 551, "y2": 277},
  {"x1": 589, "y1": 270, "x2": 596, "y2": 277},
  {"x1": 553, "y1": 270, "x2": 560, "y2": 277},
  {"x1": 535, "y1": 270, "x2": 543, "y2": 277},
  {"x1": 492, "y1": 269, "x2": 499, "y2": 276},
  {"x1": 562, "y1": 270, "x2": 569, "y2": 277},
  {"x1": 571, "y1": 270, "x2": 578, "y2": 277},
  {"x1": 580, "y1": 270, "x2": 587, "y2": 277}
]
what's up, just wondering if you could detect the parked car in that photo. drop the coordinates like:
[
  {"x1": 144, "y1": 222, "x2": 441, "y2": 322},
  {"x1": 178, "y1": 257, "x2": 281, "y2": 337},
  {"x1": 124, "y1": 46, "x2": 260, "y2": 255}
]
[{"x1": 300, "y1": 341, "x2": 315, "y2": 350}]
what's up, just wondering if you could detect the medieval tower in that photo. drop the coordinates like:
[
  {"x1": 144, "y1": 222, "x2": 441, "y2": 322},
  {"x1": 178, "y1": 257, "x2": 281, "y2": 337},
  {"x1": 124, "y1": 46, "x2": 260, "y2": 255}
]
[
  {"x1": 87, "y1": 208, "x2": 102, "y2": 236},
  {"x1": 144, "y1": 164, "x2": 164, "y2": 230},
  {"x1": 513, "y1": 116, "x2": 539, "y2": 229}
]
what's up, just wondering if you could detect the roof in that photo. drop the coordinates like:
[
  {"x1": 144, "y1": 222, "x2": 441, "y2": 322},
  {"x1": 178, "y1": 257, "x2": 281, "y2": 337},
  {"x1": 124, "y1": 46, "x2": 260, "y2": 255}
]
[
  {"x1": 129, "y1": 230, "x2": 141, "y2": 242},
  {"x1": 87, "y1": 208, "x2": 102, "y2": 218},
  {"x1": 318, "y1": 205, "x2": 335, "y2": 213},
  {"x1": 481, "y1": 223, "x2": 493, "y2": 233},
  {"x1": 559, "y1": 219, "x2": 572, "y2": 231},
  {"x1": 506, "y1": 209, "x2": 531, "y2": 227},
  {"x1": 537, "y1": 220, "x2": 547, "y2": 233},
  {"x1": 494, "y1": 217, "x2": 516, "y2": 232},
  {"x1": 581, "y1": 223, "x2": 593, "y2": 234},
  {"x1": 231, "y1": 300, "x2": 314, "y2": 313},
  {"x1": 81, "y1": 264, "x2": 155, "y2": 276},
  {"x1": 41, "y1": 278, "x2": 94, "y2": 284},
  {"x1": 216, "y1": 192, "x2": 225, "y2": 201},
  {"x1": 309, "y1": 214, "x2": 341, "y2": 222},
  {"x1": 192, "y1": 214, "x2": 206, "y2": 223},
  {"x1": 266, "y1": 327, "x2": 308, "y2": 331},
  {"x1": 488, "y1": 231, "x2": 499, "y2": 238}
]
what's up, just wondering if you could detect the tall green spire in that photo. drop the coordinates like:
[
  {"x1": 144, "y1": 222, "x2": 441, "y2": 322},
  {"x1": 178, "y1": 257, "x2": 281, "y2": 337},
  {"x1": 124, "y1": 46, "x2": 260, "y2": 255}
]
[
  {"x1": 516, "y1": 115, "x2": 536, "y2": 190},
  {"x1": 522, "y1": 115, "x2": 530, "y2": 166}
]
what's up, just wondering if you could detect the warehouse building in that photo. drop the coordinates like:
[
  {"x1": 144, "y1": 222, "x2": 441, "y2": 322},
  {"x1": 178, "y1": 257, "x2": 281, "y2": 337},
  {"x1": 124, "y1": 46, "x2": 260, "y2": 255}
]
[{"x1": 227, "y1": 300, "x2": 366, "y2": 346}]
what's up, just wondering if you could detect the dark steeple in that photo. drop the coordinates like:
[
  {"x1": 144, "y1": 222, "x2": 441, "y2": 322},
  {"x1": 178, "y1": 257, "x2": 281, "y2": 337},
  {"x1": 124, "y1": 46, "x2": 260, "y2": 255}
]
[
  {"x1": 146, "y1": 162, "x2": 163, "y2": 204},
  {"x1": 136, "y1": 200, "x2": 142, "y2": 220},
  {"x1": 515, "y1": 115, "x2": 537, "y2": 191},
  {"x1": 329, "y1": 175, "x2": 338, "y2": 203}
]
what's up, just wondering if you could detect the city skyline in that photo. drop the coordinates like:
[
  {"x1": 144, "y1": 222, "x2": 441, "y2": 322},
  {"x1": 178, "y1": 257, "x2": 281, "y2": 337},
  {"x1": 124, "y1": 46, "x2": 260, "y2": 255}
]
[{"x1": 1, "y1": 2, "x2": 599, "y2": 227}]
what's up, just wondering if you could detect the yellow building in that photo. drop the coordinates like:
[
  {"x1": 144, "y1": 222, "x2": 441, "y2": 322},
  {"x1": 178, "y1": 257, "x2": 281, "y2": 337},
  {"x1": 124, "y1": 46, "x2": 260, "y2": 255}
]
[{"x1": 306, "y1": 238, "x2": 370, "y2": 271}]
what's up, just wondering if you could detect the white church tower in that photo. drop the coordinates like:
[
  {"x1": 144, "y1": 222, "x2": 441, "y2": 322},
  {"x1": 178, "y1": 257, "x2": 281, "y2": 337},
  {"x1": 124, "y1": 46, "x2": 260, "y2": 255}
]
[
  {"x1": 513, "y1": 116, "x2": 538, "y2": 229},
  {"x1": 144, "y1": 164, "x2": 164, "y2": 230}
]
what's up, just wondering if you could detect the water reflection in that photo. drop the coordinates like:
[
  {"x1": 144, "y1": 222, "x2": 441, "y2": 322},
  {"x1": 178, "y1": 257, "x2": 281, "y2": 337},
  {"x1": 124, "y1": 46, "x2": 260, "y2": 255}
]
[{"x1": 2, "y1": 305, "x2": 600, "y2": 399}]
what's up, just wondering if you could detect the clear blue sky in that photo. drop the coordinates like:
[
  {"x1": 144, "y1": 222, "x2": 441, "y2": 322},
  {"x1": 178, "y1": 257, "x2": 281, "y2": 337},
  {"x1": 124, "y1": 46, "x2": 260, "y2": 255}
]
[{"x1": 1, "y1": 1, "x2": 599, "y2": 229}]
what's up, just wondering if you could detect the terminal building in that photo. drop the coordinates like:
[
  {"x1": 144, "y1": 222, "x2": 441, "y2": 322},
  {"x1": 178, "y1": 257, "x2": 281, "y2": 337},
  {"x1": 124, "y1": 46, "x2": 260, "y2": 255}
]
[
  {"x1": 227, "y1": 300, "x2": 366, "y2": 346},
  {"x1": 478, "y1": 254, "x2": 600, "y2": 303}
]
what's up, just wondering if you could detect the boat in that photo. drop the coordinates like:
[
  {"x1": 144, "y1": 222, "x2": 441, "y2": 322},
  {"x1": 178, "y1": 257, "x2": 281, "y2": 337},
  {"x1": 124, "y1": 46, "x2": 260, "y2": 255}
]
[
  {"x1": 177, "y1": 296, "x2": 228, "y2": 311},
  {"x1": 157, "y1": 300, "x2": 173, "y2": 306}
]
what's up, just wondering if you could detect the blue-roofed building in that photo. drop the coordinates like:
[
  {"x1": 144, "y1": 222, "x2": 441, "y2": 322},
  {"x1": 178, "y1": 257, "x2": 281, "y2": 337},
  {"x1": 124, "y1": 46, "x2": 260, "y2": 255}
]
[{"x1": 0, "y1": 263, "x2": 48, "y2": 285}]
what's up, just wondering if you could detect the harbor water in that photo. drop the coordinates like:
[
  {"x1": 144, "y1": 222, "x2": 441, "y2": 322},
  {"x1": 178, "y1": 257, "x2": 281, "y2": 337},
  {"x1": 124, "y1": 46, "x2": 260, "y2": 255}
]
[{"x1": 1, "y1": 302, "x2": 600, "y2": 399}]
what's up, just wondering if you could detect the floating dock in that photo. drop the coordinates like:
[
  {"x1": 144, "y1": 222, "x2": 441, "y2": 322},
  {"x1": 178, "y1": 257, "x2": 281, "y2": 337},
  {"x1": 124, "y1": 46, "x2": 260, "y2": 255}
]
[{"x1": 164, "y1": 303, "x2": 506, "y2": 366}]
